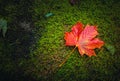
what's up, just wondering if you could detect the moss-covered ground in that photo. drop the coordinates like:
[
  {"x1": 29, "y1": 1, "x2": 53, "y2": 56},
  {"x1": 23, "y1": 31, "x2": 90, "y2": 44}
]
[{"x1": 0, "y1": 0, "x2": 120, "y2": 81}]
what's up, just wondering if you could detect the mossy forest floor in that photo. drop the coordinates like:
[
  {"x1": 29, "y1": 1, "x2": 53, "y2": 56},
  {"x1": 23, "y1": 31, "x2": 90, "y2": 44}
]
[{"x1": 0, "y1": 0, "x2": 120, "y2": 81}]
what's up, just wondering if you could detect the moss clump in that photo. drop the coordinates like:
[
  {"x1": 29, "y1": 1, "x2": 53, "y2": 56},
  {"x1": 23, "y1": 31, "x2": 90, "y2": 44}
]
[{"x1": 23, "y1": 0, "x2": 120, "y2": 81}]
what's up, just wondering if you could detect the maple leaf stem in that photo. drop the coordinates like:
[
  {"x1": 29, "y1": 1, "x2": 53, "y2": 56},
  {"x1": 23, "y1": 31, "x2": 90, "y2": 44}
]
[{"x1": 59, "y1": 46, "x2": 77, "y2": 67}]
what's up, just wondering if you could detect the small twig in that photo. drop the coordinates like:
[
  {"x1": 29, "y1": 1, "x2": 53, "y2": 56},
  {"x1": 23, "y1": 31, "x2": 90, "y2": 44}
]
[{"x1": 59, "y1": 46, "x2": 77, "y2": 67}]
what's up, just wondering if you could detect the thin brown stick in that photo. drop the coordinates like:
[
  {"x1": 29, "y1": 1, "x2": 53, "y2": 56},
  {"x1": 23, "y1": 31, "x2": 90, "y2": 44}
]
[{"x1": 59, "y1": 46, "x2": 77, "y2": 67}]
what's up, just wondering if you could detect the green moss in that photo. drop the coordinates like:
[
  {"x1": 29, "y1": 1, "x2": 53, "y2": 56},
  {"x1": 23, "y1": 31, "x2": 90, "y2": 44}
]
[{"x1": 24, "y1": 0, "x2": 120, "y2": 81}]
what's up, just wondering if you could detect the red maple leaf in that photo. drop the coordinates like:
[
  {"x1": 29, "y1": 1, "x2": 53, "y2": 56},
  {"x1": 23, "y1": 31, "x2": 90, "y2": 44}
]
[{"x1": 64, "y1": 22, "x2": 104, "y2": 57}]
